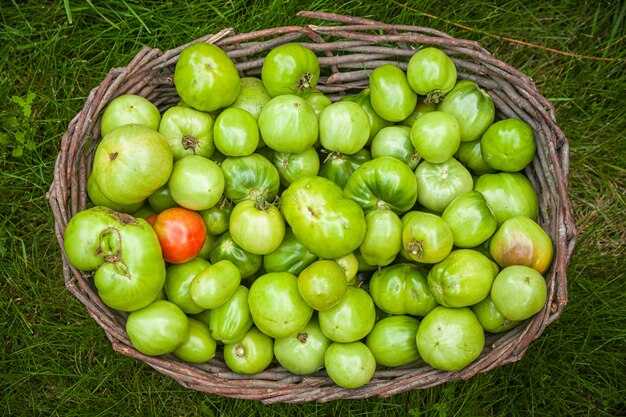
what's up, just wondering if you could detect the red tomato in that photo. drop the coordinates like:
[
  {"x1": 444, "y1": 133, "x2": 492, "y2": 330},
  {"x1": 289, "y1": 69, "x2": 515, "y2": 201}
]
[{"x1": 153, "y1": 207, "x2": 206, "y2": 264}]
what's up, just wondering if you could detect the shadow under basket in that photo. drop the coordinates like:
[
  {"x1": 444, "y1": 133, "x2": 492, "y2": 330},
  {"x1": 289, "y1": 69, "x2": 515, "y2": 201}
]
[{"x1": 47, "y1": 11, "x2": 577, "y2": 404}]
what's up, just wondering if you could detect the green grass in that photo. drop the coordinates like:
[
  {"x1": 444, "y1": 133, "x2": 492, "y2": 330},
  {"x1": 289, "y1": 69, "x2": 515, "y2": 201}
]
[{"x1": 1, "y1": 0, "x2": 625, "y2": 416}]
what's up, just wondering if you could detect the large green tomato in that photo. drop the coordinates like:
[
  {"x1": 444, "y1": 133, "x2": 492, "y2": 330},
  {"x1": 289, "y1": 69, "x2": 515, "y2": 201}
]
[
  {"x1": 261, "y1": 43, "x2": 320, "y2": 97},
  {"x1": 481, "y1": 118, "x2": 536, "y2": 172},
  {"x1": 164, "y1": 257, "x2": 211, "y2": 314},
  {"x1": 324, "y1": 341, "x2": 376, "y2": 388},
  {"x1": 213, "y1": 107, "x2": 259, "y2": 157},
  {"x1": 93, "y1": 125, "x2": 173, "y2": 205},
  {"x1": 490, "y1": 265, "x2": 547, "y2": 321},
  {"x1": 271, "y1": 147, "x2": 320, "y2": 187},
  {"x1": 174, "y1": 42, "x2": 240, "y2": 112},
  {"x1": 415, "y1": 157, "x2": 473, "y2": 213},
  {"x1": 273, "y1": 317, "x2": 331, "y2": 375},
  {"x1": 489, "y1": 216, "x2": 553, "y2": 273},
  {"x1": 369, "y1": 263, "x2": 438, "y2": 316},
  {"x1": 370, "y1": 64, "x2": 417, "y2": 122},
  {"x1": 248, "y1": 272, "x2": 314, "y2": 338},
  {"x1": 126, "y1": 300, "x2": 189, "y2": 356},
  {"x1": 173, "y1": 318, "x2": 217, "y2": 363},
  {"x1": 258, "y1": 94, "x2": 319, "y2": 153},
  {"x1": 344, "y1": 156, "x2": 418, "y2": 214},
  {"x1": 410, "y1": 111, "x2": 461, "y2": 163},
  {"x1": 342, "y1": 89, "x2": 393, "y2": 144},
  {"x1": 402, "y1": 211, "x2": 454, "y2": 264},
  {"x1": 441, "y1": 191, "x2": 497, "y2": 248},
  {"x1": 158, "y1": 105, "x2": 215, "y2": 160},
  {"x1": 438, "y1": 80, "x2": 495, "y2": 142},
  {"x1": 359, "y1": 209, "x2": 403, "y2": 267},
  {"x1": 209, "y1": 285, "x2": 254, "y2": 344},
  {"x1": 370, "y1": 125, "x2": 421, "y2": 170},
  {"x1": 416, "y1": 306, "x2": 485, "y2": 371},
  {"x1": 365, "y1": 315, "x2": 421, "y2": 367},
  {"x1": 318, "y1": 148, "x2": 372, "y2": 189},
  {"x1": 318, "y1": 286, "x2": 376, "y2": 343},
  {"x1": 407, "y1": 47, "x2": 457, "y2": 101},
  {"x1": 210, "y1": 231, "x2": 262, "y2": 279},
  {"x1": 167, "y1": 155, "x2": 225, "y2": 211},
  {"x1": 281, "y1": 176, "x2": 367, "y2": 259},
  {"x1": 220, "y1": 153, "x2": 280, "y2": 203},
  {"x1": 262, "y1": 229, "x2": 318, "y2": 275},
  {"x1": 229, "y1": 200, "x2": 285, "y2": 255},
  {"x1": 319, "y1": 101, "x2": 370, "y2": 154},
  {"x1": 224, "y1": 326, "x2": 274, "y2": 374},
  {"x1": 428, "y1": 249, "x2": 499, "y2": 307},
  {"x1": 190, "y1": 259, "x2": 241, "y2": 309},
  {"x1": 100, "y1": 94, "x2": 161, "y2": 137},
  {"x1": 474, "y1": 172, "x2": 539, "y2": 225},
  {"x1": 63, "y1": 207, "x2": 166, "y2": 312},
  {"x1": 297, "y1": 260, "x2": 347, "y2": 311},
  {"x1": 226, "y1": 77, "x2": 272, "y2": 120}
]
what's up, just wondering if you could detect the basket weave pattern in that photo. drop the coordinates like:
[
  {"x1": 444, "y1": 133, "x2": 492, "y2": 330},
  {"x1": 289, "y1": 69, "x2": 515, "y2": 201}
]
[{"x1": 47, "y1": 11, "x2": 577, "y2": 403}]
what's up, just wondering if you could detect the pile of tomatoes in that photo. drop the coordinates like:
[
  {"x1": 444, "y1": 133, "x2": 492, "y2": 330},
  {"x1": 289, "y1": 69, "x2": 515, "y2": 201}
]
[{"x1": 63, "y1": 42, "x2": 554, "y2": 388}]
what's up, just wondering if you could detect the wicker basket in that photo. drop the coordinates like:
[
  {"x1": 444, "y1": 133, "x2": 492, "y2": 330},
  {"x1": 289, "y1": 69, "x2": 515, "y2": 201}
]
[{"x1": 47, "y1": 11, "x2": 577, "y2": 403}]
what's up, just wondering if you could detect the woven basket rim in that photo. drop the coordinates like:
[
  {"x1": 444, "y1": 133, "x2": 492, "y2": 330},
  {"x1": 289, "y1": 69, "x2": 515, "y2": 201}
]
[{"x1": 47, "y1": 11, "x2": 577, "y2": 404}]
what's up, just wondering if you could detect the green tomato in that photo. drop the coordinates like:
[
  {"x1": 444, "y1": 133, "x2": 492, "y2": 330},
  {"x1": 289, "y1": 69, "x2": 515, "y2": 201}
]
[
  {"x1": 147, "y1": 183, "x2": 178, "y2": 213},
  {"x1": 319, "y1": 101, "x2": 370, "y2": 154},
  {"x1": 438, "y1": 80, "x2": 495, "y2": 142},
  {"x1": 490, "y1": 265, "x2": 547, "y2": 321},
  {"x1": 214, "y1": 107, "x2": 260, "y2": 157},
  {"x1": 359, "y1": 209, "x2": 403, "y2": 267},
  {"x1": 344, "y1": 156, "x2": 418, "y2": 214},
  {"x1": 167, "y1": 155, "x2": 225, "y2": 211},
  {"x1": 318, "y1": 148, "x2": 372, "y2": 189},
  {"x1": 229, "y1": 200, "x2": 285, "y2": 255},
  {"x1": 93, "y1": 125, "x2": 173, "y2": 205},
  {"x1": 402, "y1": 211, "x2": 454, "y2": 264},
  {"x1": 369, "y1": 263, "x2": 438, "y2": 316},
  {"x1": 489, "y1": 216, "x2": 554, "y2": 274},
  {"x1": 342, "y1": 89, "x2": 393, "y2": 144},
  {"x1": 370, "y1": 64, "x2": 418, "y2": 122},
  {"x1": 416, "y1": 306, "x2": 485, "y2": 371},
  {"x1": 441, "y1": 191, "x2": 497, "y2": 248},
  {"x1": 473, "y1": 172, "x2": 539, "y2": 225},
  {"x1": 455, "y1": 139, "x2": 497, "y2": 175},
  {"x1": 399, "y1": 98, "x2": 437, "y2": 127},
  {"x1": 324, "y1": 341, "x2": 376, "y2": 389},
  {"x1": 190, "y1": 259, "x2": 241, "y2": 309},
  {"x1": 258, "y1": 94, "x2": 319, "y2": 153},
  {"x1": 297, "y1": 260, "x2": 348, "y2": 311},
  {"x1": 174, "y1": 42, "x2": 240, "y2": 112},
  {"x1": 261, "y1": 43, "x2": 320, "y2": 97},
  {"x1": 274, "y1": 317, "x2": 331, "y2": 375},
  {"x1": 481, "y1": 118, "x2": 536, "y2": 172},
  {"x1": 210, "y1": 231, "x2": 262, "y2": 279},
  {"x1": 158, "y1": 105, "x2": 215, "y2": 160},
  {"x1": 100, "y1": 94, "x2": 160, "y2": 137},
  {"x1": 318, "y1": 286, "x2": 376, "y2": 343},
  {"x1": 220, "y1": 153, "x2": 280, "y2": 203},
  {"x1": 334, "y1": 252, "x2": 360, "y2": 284},
  {"x1": 366, "y1": 315, "x2": 421, "y2": 367},
  {"x1": 224, "y1": 326, "x2": 274, "y2": 374},
  {"x1": 126, "y1": 300, "x2": 189, "y2": 356},
  {"x1": 471, "y1": 295, "x2": 522, "y2": 333},
  {"x1": 164, "y1": 257, "x2": 211, "y2": 314},
  {"x1": 209, "y1": 285, "x2": 254, "y2": 344},
  {"x1": 302, "y1": 89, "x2": 332, "y2": 117},
  {"x1": 370, "y1": 125, "x2": 421, "y2": 170},
  {"x1": 407, "y1": 47, "x2": 457, "y2": 100},
  {"x1": 271, "y1": 147, "x2": 320, "y2": 187},
  {"x1": 173, "y1": 318, "x2": 217, "y2": 363},
  {"x1": 410, "y1": 111, "x2": 461, "y2": 163},
  {"x1": 248, "y1": 272, "x2": 314, "y2": 338},
  {"x1": 262, "y1": 228, "x2": 319, "y2": 275},
  {"x1": 226, "y1": 77, "x2": 272, "y2": 120},
  {"x1": 281, "y1": 176, "x2": 367, "y2": 259},
  {"x1": 428, "y1": 249, "x2": 498, "y2": 307},
  {"x1": 415, "y1": 157, "x2": 473, "y2": 213},
  {"x1": 199, "y1": 196, "x2": 232, "y2": 236}
]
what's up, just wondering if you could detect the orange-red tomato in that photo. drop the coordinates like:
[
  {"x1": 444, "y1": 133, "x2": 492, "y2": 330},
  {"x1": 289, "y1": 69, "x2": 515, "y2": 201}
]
[{"x1": 153, "y1": 207, "x2": 206, "y2": 264}]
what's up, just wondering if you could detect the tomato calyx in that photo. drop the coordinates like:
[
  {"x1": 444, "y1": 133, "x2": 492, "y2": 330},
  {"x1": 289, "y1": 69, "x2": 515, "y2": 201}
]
[
  {"x1": 181, "y1": 135, "x2": 200, "y2": 153},
  {"x1": 424, "y1": 90, "x2": 446, "y2": 104},
  {"x1": 296, "y1": 72, "x2": 314, "y2": 92},
  {"x1": 234, "y1": 343, "x2": 246, "y2": 358},
  {"x1": 405, "y1": 239, "x2": 425, "y2": 260},
  {"x1": 297, "y1": 332, "x2": 308, "y2": 344}
]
